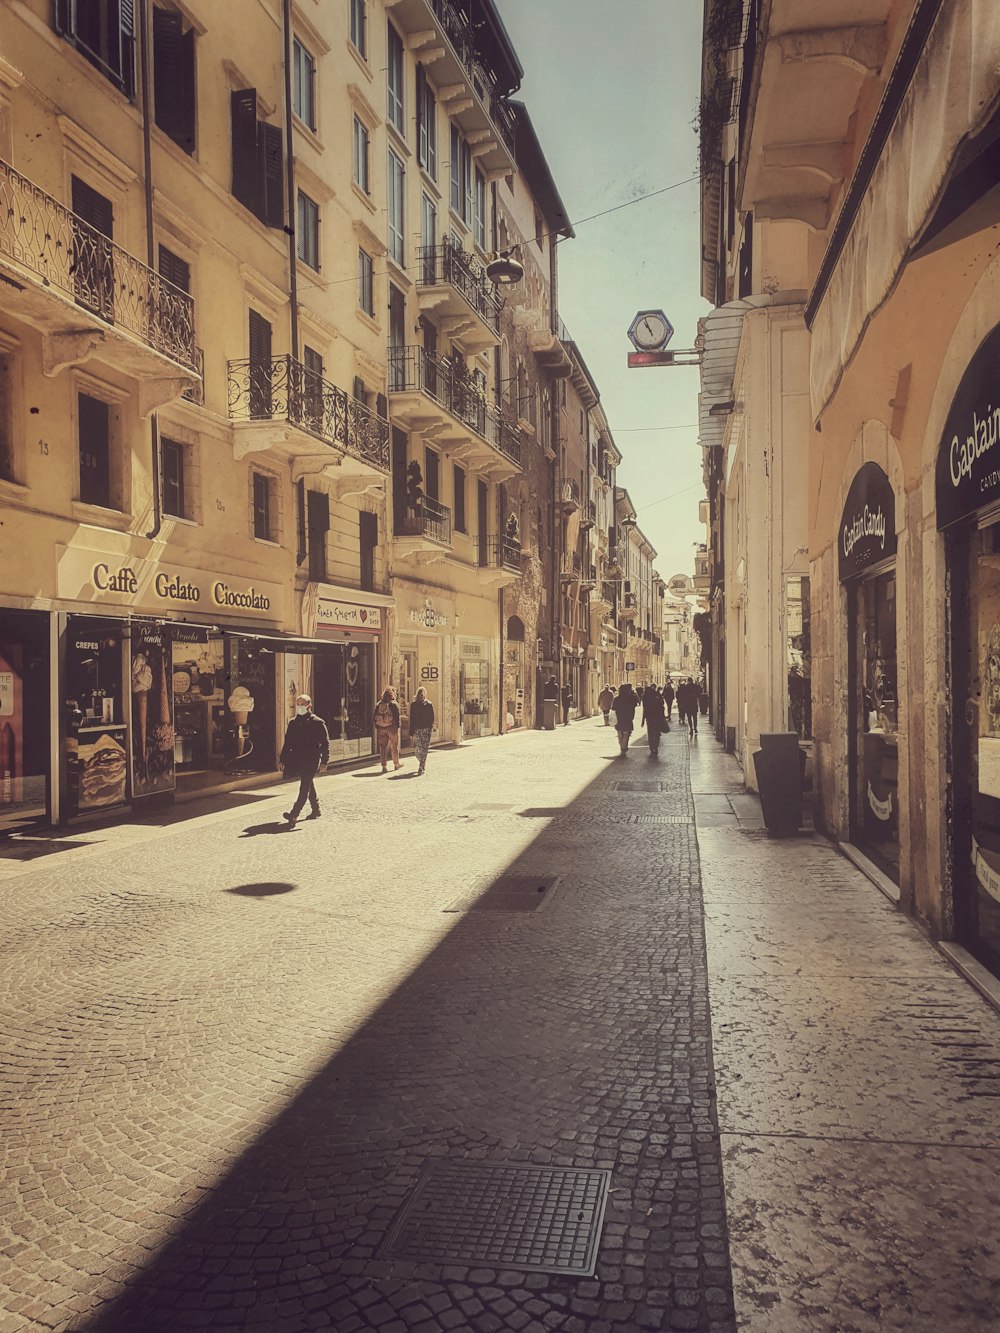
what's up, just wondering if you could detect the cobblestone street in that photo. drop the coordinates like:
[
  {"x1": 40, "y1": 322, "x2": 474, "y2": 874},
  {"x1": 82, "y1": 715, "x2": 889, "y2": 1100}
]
[{"x1": 1, "y1": 722, "x2": 1000, "y2": 1332}]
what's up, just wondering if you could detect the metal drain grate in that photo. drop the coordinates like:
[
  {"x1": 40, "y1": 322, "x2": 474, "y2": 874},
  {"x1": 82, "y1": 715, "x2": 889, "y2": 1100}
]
[
  {"x1": 444, "y1": 874, "x2": 561, "y2": 913},
  {"x1": 380, "y1": 1161, "x2": 610, "y2": 1275},
  {"x1": 632, "y1": 815, "x2": 694, "y2": 825},
  {"x1": 611, "y1": 780, "x2": 668, "y2": 793}
]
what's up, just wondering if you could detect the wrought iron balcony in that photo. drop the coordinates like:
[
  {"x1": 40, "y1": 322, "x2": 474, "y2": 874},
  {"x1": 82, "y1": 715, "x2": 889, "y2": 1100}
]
[
  {"x1": 580, "y1": 498, "x2": 597, "y2": 529},
  {"x1": 228, "y1": 355, "x2": 389, "y2": 473},
  {"x1": 388, "y1": 346, "x2": 521, "y2": 472},
  {"x1": 398, "y1": 494, "x2": 452, "y2": 546},
  {"x1": 0, "y1": 157, "x2": 197, "y2": 376},
  {"x1": 417, "y1": 243, "x2": 501, "y2": 347},
  {"x1": 559, "y1": 478, "x2": 581, "y2": 513},
  {"x1": 487, "y1": 534, "x2": 522, "y2": 572},
  {"x1": 430, "y1": 0, "x2": 517, "y2": 155}
]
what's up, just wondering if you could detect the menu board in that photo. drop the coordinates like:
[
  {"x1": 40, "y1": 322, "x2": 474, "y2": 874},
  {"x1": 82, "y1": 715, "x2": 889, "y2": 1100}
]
[{"x1": 65, "y1": 622, "x2": 127, "y2": 813}]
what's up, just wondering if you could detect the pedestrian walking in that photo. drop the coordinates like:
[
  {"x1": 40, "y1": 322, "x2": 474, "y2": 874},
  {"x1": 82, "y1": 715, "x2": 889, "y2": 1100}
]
[
  {"x1": 597, "y1": 683, "x2": 615, "y2": 726},
  {"x1": 561, "y1": 680, "x2": 572, "y2": 726},
  {"x1": 641, "y1": 683, "x2": 668, "y2": 759},
  {"x1": 611, "y1": 681, "x2": 638, "y2": 757},
  {"x1": 662, "y1": 679, "x2": 675, "y2": 720},
  {"x1": 279, "y1": 693, "x2": 329, "y2": 826},
  {"x1": 681, "y1": 677, "x2": 698, "y2": 737},
  {"x1": 542, "y1": 673, "x2": 559, "y2": 730},
  {"x1": 374, "y1": 687, "x2": 402, "y2": 772},
  {"x1": 409, "y1": 686, "x2": 434, "y2": 776}
]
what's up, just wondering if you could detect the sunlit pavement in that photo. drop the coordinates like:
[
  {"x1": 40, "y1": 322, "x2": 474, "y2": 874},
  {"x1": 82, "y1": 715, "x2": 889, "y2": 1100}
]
[{"x1": 1, "y1": 724, "x2": 999, "y2": 1332}]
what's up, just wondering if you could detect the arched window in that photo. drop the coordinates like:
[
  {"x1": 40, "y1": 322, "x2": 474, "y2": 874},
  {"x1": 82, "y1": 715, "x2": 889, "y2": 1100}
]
[{"x1": 507, "y1": 615, "x2": 525, "y2": 642}]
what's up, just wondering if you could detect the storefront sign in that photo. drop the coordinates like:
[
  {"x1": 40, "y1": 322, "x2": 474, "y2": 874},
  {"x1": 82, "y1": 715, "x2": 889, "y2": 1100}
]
[
  {"x1": 56, "y1": 547, "x2": 283, "y2": 620},
  {"x1": 409, "y1": 599, "x2": 450, "y2": 629},
  {"x1": 316, "y1": 599, "x2": 383, "y2": 632},
  {"x1": 839, "y1": 463, "x2": 896, "y2": 581},
  {"x1": 936, "y1": 322, "x2": 1000, "y2": 530}
]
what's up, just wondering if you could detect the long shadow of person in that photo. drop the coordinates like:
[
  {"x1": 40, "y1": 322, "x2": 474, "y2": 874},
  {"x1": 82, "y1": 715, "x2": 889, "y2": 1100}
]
[{"x1": 239, "y1": 821, "x2": 298, "y2": 837}]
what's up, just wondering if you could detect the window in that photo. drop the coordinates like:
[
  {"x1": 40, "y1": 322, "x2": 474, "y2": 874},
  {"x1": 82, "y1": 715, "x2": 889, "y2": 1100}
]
[
  {"x1": 297, "y1": 190, "x2": 320, "y2": 270},
  {"x1": 306, "y1": 488, "x2": 329, "y2": 582},
  {"x1": 302, "y1": 345, "x2": 324, "y2": 430},
  {"x1": 388, "y1": 284, "x2": 405, "y2": 350},
  {"x1": 153, "y1": 8, "x2": 195, "y2": 152},
  {"x1": 416, "y1": 65, "x2": 436, "y2": 177},
  {"x1": 248, "y1": 309, "x2": 273, "y2": 417},
  {"x1": 292, "y1": 38, "x2": 316, "y2": 131},
  {"x1": 0, "y1": 353, "x2": 15, "y2": 483},
  {"x1": 462, "y1": 141, "x2": 473, "y2": 228},
  {"x1": 450, "y1": 124, "x2": 461, "y2": 214},
  {"x1": 534, "y1": 207, "x2": 544, "y2": 246},
  {"x1": 71, "y1": 176, "x2": 114, "y2": 319},
  {"x1": 421, "y1": 194, "x2": 436, "y2": 282},
  {"x1": 161, "y1": 437, "x2": 187, "y2": 519},
  {"x1": 453, "y1": 463, "x2": 466, "y2": 533},
  {"x1": 474, "y1": 168, "x2": 486, "y2": 250},
  {"x1": 231, "y1": 90, "x2": 283, "y2": 227},
  {"x1": 78, "y1": 392, "x2": 111, "y2": 508},
  {"x1": 350, "y1": 0, "x2": 367, "y2": 58},
  {"x1": 358, "y1": 248, "x2": 374, "y2": 316},
  {"x1": 56, "y1": 0, "x2": 135, "y2": 97},
  {"x1": 252, "y1": 470, "x2": 274, "y2": 541},
  {"x1": 387, "y1": 149, "x2": 405, "y2": 266},
  {"x1": 158, "y1": 244, "x2": 190, "y2": 294},
  {"x1": 387, "y1": 23, "x2": 404, "y2": 135},
  {"x1": 360, "y1": 510, "x2": 378, "y2": 591},
  {"x1": 353, "y1": 116, "x2": 370, "y2": 193},
  {"x1": 424, "y1": 446, "x2": 439, "y2": 502}
]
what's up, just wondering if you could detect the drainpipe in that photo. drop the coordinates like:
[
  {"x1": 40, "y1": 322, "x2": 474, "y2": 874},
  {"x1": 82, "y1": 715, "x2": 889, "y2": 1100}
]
[
  {"x1": 139, "y1": 0, "x2": 161, "y2": 541},
  {"x1": 492, "y1": 181, "x2": 504, "y2": 735},
  {"x1": 282, "y1": 0, "x2": 299, "y2": 360}
]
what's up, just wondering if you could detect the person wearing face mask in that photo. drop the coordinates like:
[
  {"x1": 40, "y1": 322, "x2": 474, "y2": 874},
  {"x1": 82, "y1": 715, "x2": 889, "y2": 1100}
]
[{"x1": 279, "y1": 693, "x2": 330, "y2": 826}]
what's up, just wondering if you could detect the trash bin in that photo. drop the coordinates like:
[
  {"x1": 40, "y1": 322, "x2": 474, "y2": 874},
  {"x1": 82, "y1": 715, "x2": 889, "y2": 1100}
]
[
  {"x1": 752, "y1": 732, "x2": 805, "y2": 836},
  {"x1": 543, "y1": 698, "x2": 557, "y2": 730}
]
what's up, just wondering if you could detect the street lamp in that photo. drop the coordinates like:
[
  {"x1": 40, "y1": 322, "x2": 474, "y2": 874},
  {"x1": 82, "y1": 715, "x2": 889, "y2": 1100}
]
[{"x1": 486, "y1": 250, "x2": 524, "y2": 285}]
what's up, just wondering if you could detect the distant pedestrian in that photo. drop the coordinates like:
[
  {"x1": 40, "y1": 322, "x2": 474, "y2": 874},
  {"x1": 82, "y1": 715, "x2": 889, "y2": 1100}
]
[
  {"x1": 374, "y1": 687, "x2": 402, "y2": 772},
  {"x1": 409, "y1": 687, "x2": 434, "y2": 776},
  {"x1": 611, "y1": 682, "x2": 638, "y2": 757},
  {"x1": 598, "y1": 683, "x2": 615, "y2": 726},
  {"x1": 561, "y1": 681, "x2": 572, "y2": 726},
  {"x1": 662, "y1": 679, "x2": 675, "y2": 720},
  {"x1": 680, "y1": 677, "x2": 698, "y2": 737},
  {"x1": 641, "y1": 684, "x2": 667, "y2": 759},
  {"x1": 279, "y1": 693, "x2": 330, "y2": 825}
]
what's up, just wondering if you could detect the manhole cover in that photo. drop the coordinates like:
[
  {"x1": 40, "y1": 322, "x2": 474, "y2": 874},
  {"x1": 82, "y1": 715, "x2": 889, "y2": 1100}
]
[
  {"x1": 632, "y1": 815, "x2": 693, "y2": 825},
  {"x1": 380, "y1": 1161, "x2": 610, "y2": 1275},
  {"x1": 611, "y1": 781, "x2": 667, "y2": 793},
  {"x1": 445, "y1": 874, "x2": 561, "y2": 913}
]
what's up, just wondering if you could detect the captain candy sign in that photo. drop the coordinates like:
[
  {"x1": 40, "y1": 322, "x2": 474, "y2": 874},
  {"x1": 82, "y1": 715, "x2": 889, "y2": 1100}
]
[
  {"x1": 936, "y1": 322, "x2": 1000, "y2": 531},
  {"x1": 839, "y1": 462, "x2": 896, "y2": 582}
]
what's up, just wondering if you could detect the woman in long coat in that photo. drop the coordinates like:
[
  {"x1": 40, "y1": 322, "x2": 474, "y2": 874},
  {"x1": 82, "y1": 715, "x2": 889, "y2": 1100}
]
[{"x1": 409, "y1": 687, "x2": 434, "y2": 776}]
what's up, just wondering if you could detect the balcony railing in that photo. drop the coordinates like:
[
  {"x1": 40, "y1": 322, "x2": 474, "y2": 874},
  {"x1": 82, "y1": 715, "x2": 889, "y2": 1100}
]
[
  {"x1": 486, "y1": 535, "x2": 521, "y2": 572},
  {"x1": 418, "y1": 243, "x2": 501, "y2": 334},
  {"x1": 600, "y1": 580, "x2": 616, "y2": 604},
  {"x1": 560, "y1": 478, "x2": 581, "y2": 509},
  {"x1": 430, "y1": 0, "x2": 517, "y2": 154},
  {"x1": 0, "y1": 157, "x2": 197, "y2": 371},
  {"x1": 399, "y1": 494, "x2": 452, "y2": 546},
  {"x1": 388, "y1": 346, "x2": 521, "y2": 466},
  {"x1": 228, "y1": 355, "x2": 390, "y2": 472}
]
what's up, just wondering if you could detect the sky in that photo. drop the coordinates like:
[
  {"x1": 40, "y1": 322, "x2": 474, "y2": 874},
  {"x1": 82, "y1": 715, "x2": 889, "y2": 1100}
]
[{"x1": 494, "y1": 0, "x2": 708, "y2": 581}]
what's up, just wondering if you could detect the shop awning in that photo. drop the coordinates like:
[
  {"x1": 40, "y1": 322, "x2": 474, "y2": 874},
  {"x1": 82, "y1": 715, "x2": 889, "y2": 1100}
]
[{"x1": 222, "y1": 630, "x2": 344, "y2": 655}]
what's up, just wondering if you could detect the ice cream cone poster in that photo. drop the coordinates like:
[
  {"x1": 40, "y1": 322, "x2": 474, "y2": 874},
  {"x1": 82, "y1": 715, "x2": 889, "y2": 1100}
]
[
  {"x1": 131, "y1": 625, "x2": 174, "y2": 796},
  {"x1": 0, "y1": 643, "x2": 23, "y2": 806}
]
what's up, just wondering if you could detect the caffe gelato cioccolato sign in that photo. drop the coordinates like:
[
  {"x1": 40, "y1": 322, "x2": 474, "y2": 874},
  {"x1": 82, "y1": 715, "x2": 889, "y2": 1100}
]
[
  {"x1": 936, "y1": 322, "x2": 1000, "y2": 531},
  {"x1": 56, "y1": 547, "x2": 283, "y2": 619},
  {"x1": 839, "y1": 462, "x2": 896, "y2": 582}
]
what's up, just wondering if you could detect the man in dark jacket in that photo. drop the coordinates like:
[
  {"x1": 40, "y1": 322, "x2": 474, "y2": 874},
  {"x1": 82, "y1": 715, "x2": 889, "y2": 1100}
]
[
  {"x1": 641, "y1": 683, "x2": 668, "y2": 758},
  {"x1": 560, "y1": 680, "x2": 572, "y2": 726},
  {"x1": 662, "y1": 679, "x2": 675, "y2": 720},
  {"x1": 611, "y1": 682, "x2": 638, "y2": 757},
  {"x1": 280, "y1": 693, "x2": 330, "y2": 825}
]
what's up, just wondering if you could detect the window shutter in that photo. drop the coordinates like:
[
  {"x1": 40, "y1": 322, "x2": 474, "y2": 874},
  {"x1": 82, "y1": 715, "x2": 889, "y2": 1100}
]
[
  {"x1": 231, "y1": 89, "x2": 259, "y2": 213},
  {"x1": 296, "y1": 477, "x2": 306, "y2": 565},
  {"x1": 353, "y1": 376, "x2": 365, "y2": 403},
  {"x1": 359, "y1": 509, "x2": 377, "y2": 591},
  {"x1": 249, "y1": 309, "x2": 272, "y2": 366},
  {"x1": 78, "y1": 394, "x2": 111, "y2": 508},
  {"x1": 416, "y1": 66, "x2": 427, "y2": 167},
  {"x1": 259, "y1": 121, "x2": 284, "y2": 228},
  {"x1": 119, "y1": 0, "x2": 136, "y2": 96},
  {"x1": 71, "y1": 177, "x2": 114, "y2": 238},
  {"x1": 153, "y1": 9, "x2": 183, "y2": 141},
  {"x1": 306, "y1": 488, "x2": 330, "y2": 581},
  {"x1": 248, "y1": 310, "x2": 273, "y2": 416},
  {"x1": 177, "y1": 25, "x2": 197, "y2": 153},
  {"x1": 375, "y1": 392, "x2": 387, "y2": 420},
  {"x1": 158, "y1": 244, "x2": 190, "y2": 294}
]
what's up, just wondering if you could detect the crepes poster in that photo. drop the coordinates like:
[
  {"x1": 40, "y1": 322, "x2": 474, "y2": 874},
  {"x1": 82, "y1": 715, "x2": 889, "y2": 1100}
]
[
  {"x1": 131, "y1": 624, "x2": 175, "y2": 796},
  {"x1": 0, "y1": 642, "x2": 23, "y2": 806}
]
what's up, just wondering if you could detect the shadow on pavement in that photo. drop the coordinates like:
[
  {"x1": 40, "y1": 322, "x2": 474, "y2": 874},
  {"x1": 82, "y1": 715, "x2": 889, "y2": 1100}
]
[
  {"x1": 239, "y1": 821, "x2": 298, "y2": 837},
  {"x1": 225, "y1": 882, "x2": 298, "y2": 897},
  {"x1": 78, "y1": 736, "x2": 734, "y2": 1333}
]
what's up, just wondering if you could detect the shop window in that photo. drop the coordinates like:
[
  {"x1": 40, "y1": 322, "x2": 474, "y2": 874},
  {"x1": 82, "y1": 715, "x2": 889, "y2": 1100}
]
[
  {"x1": 786, "y1": 575, "x2": 811, "y2": 739},
  {"x1": 252, "y1": 469, "x2": 276, "y2": 542},
  {"x1": 153, "y1": 7, "x2": 196, "y2": 153},
  {"x1": 350, "y1": 0, "x2": 367, "y2": 58},
  {"x1": 453, "y1": 462, "x2": 466, "y2": 533},
  {"x1": 161, "y1": 436, "x2": 188, "y2": 519},
  {"x1": 55, "y1": 0, "x2": 135, "y2": 97},
  {"x1": 416, "y1": 64, "x2": 436, "y2": 178},
  {"x1": 297, "y1": 190, "x2": 320, "y2": 270},
  {"x1": 358, "y1": 248, "x2": 374, "y2": 316},
  {"x1": 387, "y1": 22, "x2": 404, "y2": 135},
  {"x1": 292, "y1": 37, "x2": 316, "y2": 131},
  {"x1": 230, "y1": 89, "x2": 283, "y2": 228},
  {"x1": 359, "y1": 509, "x2": 377, "y2": 591},
  {"x1": 78, "y1": 391, "x2": 112, "y2": 509}
]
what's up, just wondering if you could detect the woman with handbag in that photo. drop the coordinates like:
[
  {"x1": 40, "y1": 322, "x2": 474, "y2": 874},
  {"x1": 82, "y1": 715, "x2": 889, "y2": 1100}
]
[{"x1": 373, "y1": 687, "x2": 402, "y2": 772}]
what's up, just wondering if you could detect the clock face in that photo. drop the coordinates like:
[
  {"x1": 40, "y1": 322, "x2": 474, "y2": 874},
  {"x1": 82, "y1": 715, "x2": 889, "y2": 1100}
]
[{"x1": 628, "y1": 309, "x2": 674, "y2": 351}]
